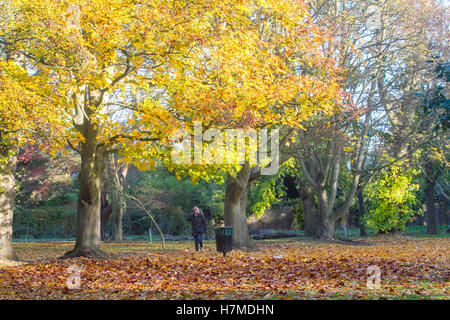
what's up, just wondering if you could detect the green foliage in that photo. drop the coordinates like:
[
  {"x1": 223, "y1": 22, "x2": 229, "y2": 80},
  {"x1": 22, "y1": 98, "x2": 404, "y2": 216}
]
[
  {"x1": 364, "y1": 165, "x2": 422, "y2": 233},
  {"x1": 13, "y1": 204, "x2": 77, "y2": 239},
  {"x1": 288, "y1": 199, "x2": 305, "y2": 229},
  {"x1": 419, "y1": 57, "x2": 449, "y2": 131},
  {"x1": 126, "y1": 165, "x2": 225, "y2": 236},
  {"x1": 247, "y1": 176, "x2": 284, "y2": 218}
]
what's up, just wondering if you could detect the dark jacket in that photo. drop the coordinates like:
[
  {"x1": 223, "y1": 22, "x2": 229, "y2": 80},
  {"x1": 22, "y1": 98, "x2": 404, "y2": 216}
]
[{"x1": 188, "y1": 210, "x2": 207, "y2": 236}]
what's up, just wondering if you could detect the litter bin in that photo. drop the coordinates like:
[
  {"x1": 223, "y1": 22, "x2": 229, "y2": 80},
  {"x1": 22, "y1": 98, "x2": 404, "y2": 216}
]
[{"x1": 215, "y1": 226, "x2": 232, "y2": 257}]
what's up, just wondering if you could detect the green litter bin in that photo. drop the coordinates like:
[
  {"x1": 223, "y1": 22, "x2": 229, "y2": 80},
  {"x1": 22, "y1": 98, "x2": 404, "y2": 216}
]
[{"x1": 215, "y1": 226, "x2": 232, "y2": 257}]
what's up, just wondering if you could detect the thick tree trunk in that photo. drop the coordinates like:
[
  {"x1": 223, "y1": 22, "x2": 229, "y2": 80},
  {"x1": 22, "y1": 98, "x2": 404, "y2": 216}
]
[
  {"x1": 0, "y1": 154, "x2": 18, "y2": 261},
  {"x1": 316, "y1": 213, "x2": 335, "y2": 240},
  {"x1": 313, "y1": 174, "x2": 362, "y2": 241},
  {"x1": 224, "y1": 164, "x2": 251, "y2": 249},
  {"x1": 315, "y1": 189, "x2": 335, "y2": 240},
  {"x1": 299, "y1": 185, "x2": 317, "y2": 237},
  {"x1": 425, "y1": 178, "x2": 437, "y2": 235},
  {"x1": 62, "y1": 144, "x2": 109, "y2": 259},
  {"x1": 60, "y1": 86, "x2": 113, "y2": 258}
]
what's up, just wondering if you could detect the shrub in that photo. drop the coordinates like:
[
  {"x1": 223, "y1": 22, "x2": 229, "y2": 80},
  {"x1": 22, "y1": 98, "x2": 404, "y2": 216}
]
[{"x1": 364, "y1": 165, "x2": 422, "y2": 233}]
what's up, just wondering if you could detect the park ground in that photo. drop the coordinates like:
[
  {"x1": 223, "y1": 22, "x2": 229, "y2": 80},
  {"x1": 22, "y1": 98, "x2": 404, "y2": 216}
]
[{"x1": 0, "y1": 232, "x2": 448, "y2": 300}]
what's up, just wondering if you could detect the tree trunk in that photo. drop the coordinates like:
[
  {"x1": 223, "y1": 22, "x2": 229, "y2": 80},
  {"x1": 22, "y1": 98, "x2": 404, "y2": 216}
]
[
  {"x1": 106, "y1": 155, "x2": 127, "y2": 242},
  {"x1": 315, "y1": 188, "x2": 335, "y2": 240},
  {"x1": 357, "y1": 189, "x2": 367, "y2": 236},
  {"x1": 100, "y1": 192, "x2": 112, "y2": 241},
  {"x1": 224, "y1": 164, "x2": 251, "y2": 249},
  {"x1": 440, "y1": 199, "x2": 448, "y2": 225},
  {"x1": 62, "y1": 144, "x2": 109, "y2": 259},
  {"x1": 316, "y1": 211, "x2": 335, "y2": 240},
  {"x1": 0, "y1": 153, "x2": 18, "y2": 261},
  {"x1": 111, "y1": 189, "x2": 125, "y2": 241},
  {"x1": 436, "y1": 183, "x2": 449, "y2": 226},
  {"x1": 299, "y1": 185, "x2": 317, "y2": 237},
  {"x1": 425, "y1": 177, "x2": 437, "y2": 235},
  {"x1": 438, "y1": 200, "x2": 447, "y2": 226}
]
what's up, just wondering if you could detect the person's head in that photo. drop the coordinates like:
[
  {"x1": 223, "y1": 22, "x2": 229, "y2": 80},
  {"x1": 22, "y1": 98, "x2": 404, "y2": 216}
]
[{"x1": 193, "y1": 206, "x2": 200, "y2": 215}]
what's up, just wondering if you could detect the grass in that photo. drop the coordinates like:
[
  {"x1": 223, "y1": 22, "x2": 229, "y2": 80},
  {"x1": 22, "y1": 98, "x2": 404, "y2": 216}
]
[
  {"x1": 12, "y1": 225, "x2": 449, "y2": 243},
  {"x1": 401, "y1": 225, "x2": 450, "y2": 238},
  {"x1": 333, "y1": 225, "x2": 450, "y2": 239},
  {"x1": 13, "y1": 237, "x2": 76, "y2": 242}
]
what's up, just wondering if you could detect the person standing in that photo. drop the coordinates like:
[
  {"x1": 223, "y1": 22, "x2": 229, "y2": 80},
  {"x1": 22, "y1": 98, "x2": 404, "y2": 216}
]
[{"x1": 188, "y1": 206, "x2": 207, "y2": 251}]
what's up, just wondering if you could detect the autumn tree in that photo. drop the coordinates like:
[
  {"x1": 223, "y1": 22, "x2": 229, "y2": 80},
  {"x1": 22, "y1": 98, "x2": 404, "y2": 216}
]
[
  {"x1": 1, "y1": 0, "x2": 343, "y2": 256},
  {"x1": 0, "y1": 1, "x2": 63, "y2": 261},
  {"x1": 0, "y1": 0, "x2": 220, "y2": 257},
  {"x1": 164, "y1": 0, "x2": 344, "y2": 248}
]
